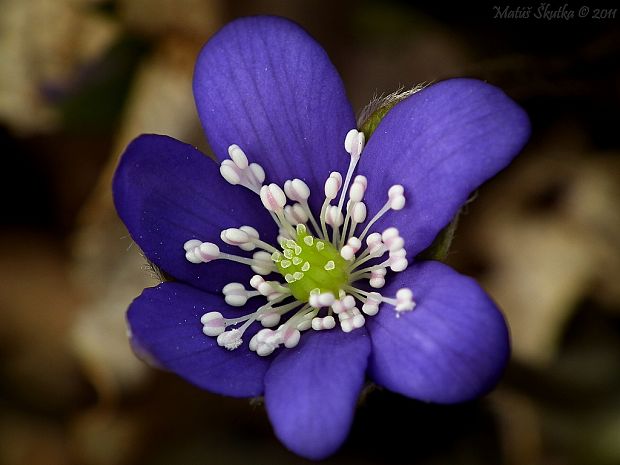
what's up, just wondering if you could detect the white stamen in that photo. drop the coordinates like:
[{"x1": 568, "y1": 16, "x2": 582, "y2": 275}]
[
  {"x1": 358, "y1": 184, "x2": 406, "y2": 241},
  {"x1": 338, "y1": 307, "x2": 365, "y2": 332},
  {"x1": 260, "y1": 184, "x2": 287, "y2": 212},
  {"x1": 395, "y1": 288, "x2": 416, "y2": 314},
  {"x1": 381, "y1": 227, "x2": 400, "y2": 246},
  {"x1": 201, "y1": 311, "x2": 226, "y2": 336},
  {"x1": 220, "y1": 145, "x2": 266, "y2": 193},
  {"x1": 217, "y1": 329, "x2": 243, "y2": 350},
  {"x1": 369, "y1": 268, "x2": 387, "y2": 288},
  {"x1": 349, "y1": 175, "x2": 367, "y2": 202},
  {"x1": 344, "y1": 129, "x2": 365, "y2": 158},
  {"x1": 311, "y1": 315, "x2": 336, "y2": 330},
  {"x1": 309, "y1": 292, "x2": 335, "y2": 308},
  {"x1": 249, "y1": 328, "x2": 280, "y2": 356},
  {"x1": 251, "y1": 251, "x2": 274, "y2": 275},
  {"x1": 361, "y1": 292, "x2": 382, "y2": 316},
  {"x1": 222, "y1": 282, "x2": 255, "y2": 306},
  {"x1": 228, "y1": 144, "x2": 249, "y2": 169},
  {"x1": 257, "y1": 310, "x2": 281, "y2": 327},
  {"x1": 280, "y1": 325, "x2": 301, "y2": 348},
  {"x1": 284, "y1": 204, "x2": 309, "y2": 225},
  {"x1": 184, "y1": 241, "x2": 220, "y2": 263},
  {"x1": 325, "y1": 172, "x2": 342, "y2": 199},
  {"x1": 249, "y1": 163, "x2": 265, "y2": 184},
  {"x1": 221, "y1": 227, "x2": 252, "y2": 250},
  {"x1": 332, "y1": 295, "x2": 355, "y2": 314},
  {"x1": 219, "y1": 160, "x2": 242, "y2": 185},
  {"x1": 351, "y1": 201, "x2": 367, "y2": 224},
  {"x1": 183, "y1": 239, "x2": 202, "y2": 251},
  {"x1": 325, "y1": 205, "x2": 344, "y2": 227},
  {"x1": 388, "y1": 184, "x2": 406, "y2": 210},
  {"x1": 340, "y1": 237, "x2": 361, "y2": 260},
  {"x1": 284, "y1": 179, "x2": 311, "y2": 202}
]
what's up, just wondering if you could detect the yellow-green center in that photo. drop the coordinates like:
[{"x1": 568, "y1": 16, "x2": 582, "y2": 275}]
[{"x1": 271, "y1": 228, "x2": 349, "y2": 301}]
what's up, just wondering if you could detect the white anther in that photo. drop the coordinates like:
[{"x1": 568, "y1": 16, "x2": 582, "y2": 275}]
[
  {"x1": 200, "y1": 311, "x2": 226, "y2": 336},
  {"x1": 256, "y1": 344, "x2": 275, "y2": 356},
  {"x1": 381, "y1": 227, "x2": 399, "y2": 243},
  {"x1": 222, "y1": 282, "x2": 248, "y2": 306},
  {"x1": 339, "y1": 307, "x2": 365, "y2": 332},
  {"x1": 369, "y1": 268, "x2": 387, "y2": 288},
  {"x1": 324, "y1": 173, "x2": 342, "y2": 200},
  {"x1": 344, "y1": 129, "x2": 365, "y2": 158},
  {"x1": 240, "y1": 226, "x2": 259, "y2": 248},
  {"x1": 311, "y1": 315, "x2": 336, "y2": 331},
  {"x1": 249, "y1": 275, "x2": 264, "y2": 289},
  {"x1": 340, "y1": 245, "x2": 355, "y2": 260},
  {"x1": 373, "y1": 267, "x2": 388, "y2": 277},
  {"x1": 183, "y1": 239, "x2": 202, "y2": 251},
  {"x1": 366, "y1": 232, "x2": 385, "y2": 255},
  {"x1": 354, "y1": 175, "x2": 368, "y2": 190},
  {"x1": 251, "y1": 251, "x2": 273, "y2": 275},
  {"x1": 217, "y1": 329, "x2": 242, "y2": 350},
  {"x1": 362, "y1": 292, "x2": 382, "y2": 316},
  {"x1": 257, "y1": 281, "x2": 282, "y2": 298},
  {"x1": 326, "y1": 205, "x2": 344, "y2": 227},
  {"x1": 257, "y1": 310, "x2": 281, "y2": 328},
  {"x1": 395, "y1": 288, "x2": 415, "y2": 314},
  {"x1": 369, "y1": 276, "x2": 386, "y2": 289},
  {"x1": 351, "y1": 202, "x2": 367, "y2": 223},
  {"x1": 388, "y1": 184, "x2": 404, "y2": 197},
  {"x1": 309, "y1": 292, "x2": 335, "y2": 308},
  {"x1": 220, "y1": 227, "x2": 259, "y2": 251},
  {"x1": 389, "y1": 248, "x2": 406, "y2": 258},
  {"x1": 279, "y1": 326, "x2": 301, "y2": 348},
  {"x1": 347, "y1": 237, "x2": 362, "y2": 252},
  {"x1": 220, "y1": 160, "x2": 242, "y2": 185},
  {"x1": 284, "y1": 179, "x2": 311, "y2": 202},
  {"x1": 227, "y1": 144, "x2": 249, "y2": 169},
  {"x1": 221, "y1": 227, "x2": 248, "y2": 245},
  {"x1": 389, "y1": 256, "x2": 408, "y2": 272},
  {"x1": 388, "y1": 184, "x2": 406, "y2": 210},
  {"x1": 184, "y1": 243, "x2": 203, "y2": 263},
  {"x1": 381, "y1": 227, "x2": 404, "y2": 252},
  {"x1": 187, "y1": 242, "x2": 219, "y2": 263},
  {"x1": 249, "y1": 163, "x2": 265, "y2": 184},
  {"x1": 259, "y1": 184, "x2": 287, "y2": 212},
  {"x1": 250, "y1": 328, "x2": 280, "y2": 356},
  {"x1": 340, "y1": 237, "x2": 362, "y2": 260},
  {"x1": 284, "y1": 204, "x2": 308, "y2": 225},
  {"x1": 349, "y1": 180, "x2": 366, "y2": 202},
  {"x1": 250, "y1": 328, "x2": 272, "y2": 351},
  {"x1": 332, "y1": 295, "x2": 356, "y2": 314}
]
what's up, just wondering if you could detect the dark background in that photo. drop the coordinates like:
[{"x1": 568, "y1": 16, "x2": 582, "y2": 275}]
[{"x1": 1, "y1": 1, "x2": 619, "y2": 464}]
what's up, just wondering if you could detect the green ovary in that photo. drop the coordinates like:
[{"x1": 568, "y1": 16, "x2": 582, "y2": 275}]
[{"x1": 272, "y1": 227, "x2": 350, "y2": 301}]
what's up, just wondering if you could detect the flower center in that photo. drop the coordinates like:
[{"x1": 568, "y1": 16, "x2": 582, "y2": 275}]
[
  {"x1": 273, "y1": 225, "x2": 349, "y2": 301},
  {"x1": 182, "y1": 129, "x2": 416, "y2": 356}
]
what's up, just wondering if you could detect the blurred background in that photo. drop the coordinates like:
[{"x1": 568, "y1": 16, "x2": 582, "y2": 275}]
[{"x1": 1, "y1": 0, "x2": 619, "y2": 464}]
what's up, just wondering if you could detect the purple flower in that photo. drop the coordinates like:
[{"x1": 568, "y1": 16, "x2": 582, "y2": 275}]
[{"x1": 113, "y1": 16, "x2": 530, "y2": 460}]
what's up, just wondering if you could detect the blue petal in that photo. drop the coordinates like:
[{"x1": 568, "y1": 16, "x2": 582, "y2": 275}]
[
  {"x1": 366, "y1": 261, "x2": 510, "y2": 403},
  {"x1": 113, "y1": 134, "x2": 277, "y2": 293},
  {"x1": 127, "y1": 282, "x2": 271, "y2": 397},
  {"x1": 264, "y1": 329, "x2": 370, "y2": 460},
  {"x1": 359, "y1": 79, "x2": 530, "y2": 257},
  {"x1": 193, "y1": 16, "x2": 356, "y2": 211}
]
